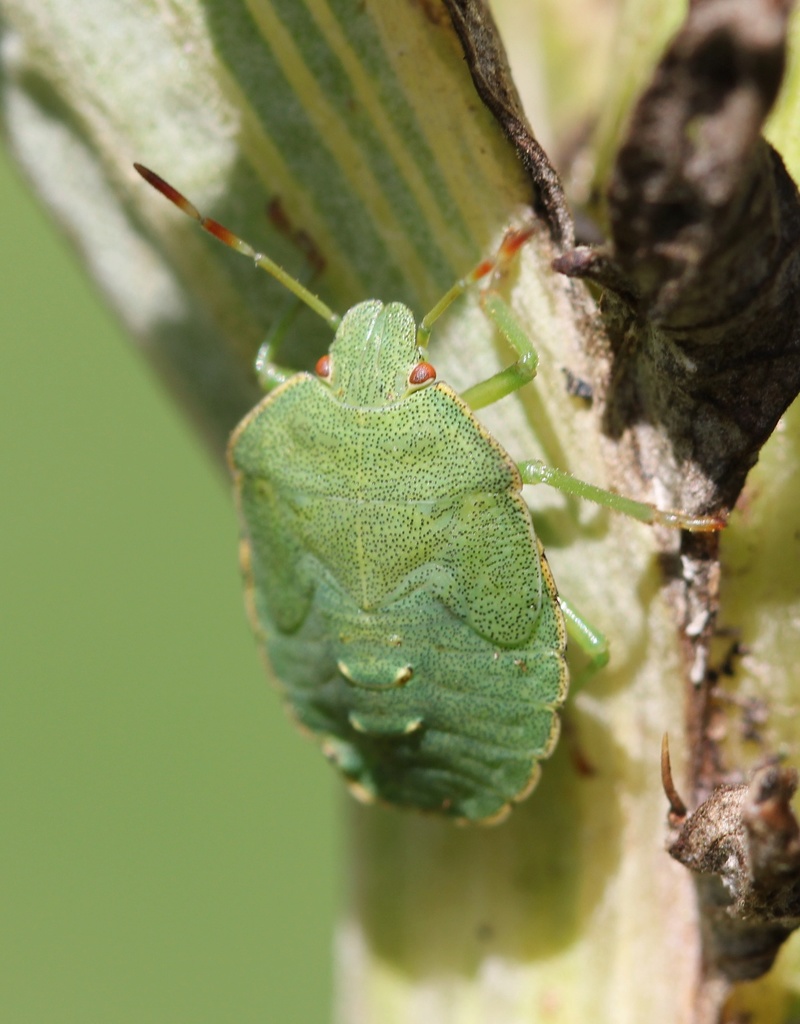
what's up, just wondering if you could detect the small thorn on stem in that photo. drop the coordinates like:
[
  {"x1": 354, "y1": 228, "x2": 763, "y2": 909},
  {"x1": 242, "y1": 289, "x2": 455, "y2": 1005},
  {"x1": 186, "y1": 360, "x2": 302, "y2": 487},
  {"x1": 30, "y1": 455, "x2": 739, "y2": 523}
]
[{"x1": 661, "y1": 734, "x2": 689, "y2": 820}]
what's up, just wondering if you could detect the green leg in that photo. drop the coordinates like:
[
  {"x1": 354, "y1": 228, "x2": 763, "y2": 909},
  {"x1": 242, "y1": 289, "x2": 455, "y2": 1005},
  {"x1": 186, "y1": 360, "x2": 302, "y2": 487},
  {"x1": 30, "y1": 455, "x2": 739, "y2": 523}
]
[
  {"x1": 255, "y1": 296, "x2": 308, "y2": 392},
  {"x1": 517, "y1": 459, "x2": 724, "y2": 532},
  {"x1": 420, "y1": 238, "x2": 539, "y2": 403},
  {"x1": 418, "y1": 226, "x2": 723, "y2": 531},
  {"x1": 428, "y1": 228, "x2": 724, "y2": 531},
  {"x1": 461, "y1": 294, "x2": 539, "y2": 410},
  {"x1": 416, "y1": 226, "x2": 540, "y2": 407},
  {"x1": 559, "y1": 596, "x2": 609, "y2": 689},
  {"x1": 256, "y1": 243, "x2": 332, "y2": 392}
]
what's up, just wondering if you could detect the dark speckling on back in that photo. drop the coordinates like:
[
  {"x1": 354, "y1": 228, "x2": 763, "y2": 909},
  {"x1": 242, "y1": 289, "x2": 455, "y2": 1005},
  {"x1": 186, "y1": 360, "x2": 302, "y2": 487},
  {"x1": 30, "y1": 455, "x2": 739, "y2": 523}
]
[{"x1": 229, "y1": 300, "x2": 567, "y2": 823}]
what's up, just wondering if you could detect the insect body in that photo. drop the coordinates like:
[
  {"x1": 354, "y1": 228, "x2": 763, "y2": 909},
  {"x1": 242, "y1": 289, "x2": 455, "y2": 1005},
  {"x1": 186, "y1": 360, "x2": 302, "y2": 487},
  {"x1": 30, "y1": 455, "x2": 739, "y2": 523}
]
[
  {"x1": 135, "y1": 164, "x2": 723, "y2": 823},
  {"x1": 231, "y1": 299, "x2": 566, "y2": 823}
]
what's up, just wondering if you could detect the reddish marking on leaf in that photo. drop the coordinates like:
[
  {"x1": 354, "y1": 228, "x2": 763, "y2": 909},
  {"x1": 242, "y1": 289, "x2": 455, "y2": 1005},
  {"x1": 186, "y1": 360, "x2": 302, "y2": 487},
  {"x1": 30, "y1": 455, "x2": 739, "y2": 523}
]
[
  {"x1": 267, "y1": 197, "x2": 292, "y2": 234},
  {"x1": 315, "y1": 353, "x2": 332, "y2": 378},
  {"x1": 267, "y1": 197, "x2": 326, "y2": 275},
  {"x1": 409, "y1": 361, "x2": 436, "y2": 385}
]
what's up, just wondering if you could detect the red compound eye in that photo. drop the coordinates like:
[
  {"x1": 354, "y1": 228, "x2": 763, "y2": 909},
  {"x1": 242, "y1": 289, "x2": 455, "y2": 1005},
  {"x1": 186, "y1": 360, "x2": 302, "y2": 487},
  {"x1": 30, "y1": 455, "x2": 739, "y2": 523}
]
[
  {"x1": 315, "y1": 353, "x2": 332, "y2": 378},
  {"x1": 409, "y1": 361, "x2": 436, "y2": 386}
]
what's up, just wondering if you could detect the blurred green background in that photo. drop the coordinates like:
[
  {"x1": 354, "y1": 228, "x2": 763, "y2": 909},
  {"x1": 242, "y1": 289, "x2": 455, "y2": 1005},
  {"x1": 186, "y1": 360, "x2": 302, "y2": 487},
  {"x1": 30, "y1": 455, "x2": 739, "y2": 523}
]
[{"x1": 0, "y1": 147, "x2": 340, "y2": 1023}]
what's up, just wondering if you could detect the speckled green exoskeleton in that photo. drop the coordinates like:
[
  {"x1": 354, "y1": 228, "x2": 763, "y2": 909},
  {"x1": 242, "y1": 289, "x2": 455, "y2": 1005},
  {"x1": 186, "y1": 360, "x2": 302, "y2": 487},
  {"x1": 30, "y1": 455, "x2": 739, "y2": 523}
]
[{"x1": 135, "y1": 164, "x2": 723, "y2": 823}]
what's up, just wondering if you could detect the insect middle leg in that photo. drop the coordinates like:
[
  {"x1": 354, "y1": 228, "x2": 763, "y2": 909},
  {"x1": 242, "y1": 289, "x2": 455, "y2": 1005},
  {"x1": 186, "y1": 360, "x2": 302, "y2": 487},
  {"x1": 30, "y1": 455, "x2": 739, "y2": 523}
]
[
  {"x1": 444, "y1": 245, "x2": 723, "y2": 531},
  {"x1": 517, "y1": 460, "x2": 724, "y2": 531}
]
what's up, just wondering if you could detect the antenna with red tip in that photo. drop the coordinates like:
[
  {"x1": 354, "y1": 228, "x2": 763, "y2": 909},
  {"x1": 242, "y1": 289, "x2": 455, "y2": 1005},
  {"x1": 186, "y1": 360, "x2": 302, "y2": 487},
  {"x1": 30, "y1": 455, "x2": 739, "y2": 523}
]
[{"x1": 134, "y1": 164, "x2": 341, "y2": 330}]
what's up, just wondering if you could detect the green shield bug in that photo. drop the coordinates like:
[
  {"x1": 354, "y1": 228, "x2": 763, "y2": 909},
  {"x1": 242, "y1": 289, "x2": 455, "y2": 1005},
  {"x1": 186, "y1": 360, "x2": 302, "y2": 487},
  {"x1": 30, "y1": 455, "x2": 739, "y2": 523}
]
[{"x1": 135, "y1": 164, "x2": 724, "y2": 824}]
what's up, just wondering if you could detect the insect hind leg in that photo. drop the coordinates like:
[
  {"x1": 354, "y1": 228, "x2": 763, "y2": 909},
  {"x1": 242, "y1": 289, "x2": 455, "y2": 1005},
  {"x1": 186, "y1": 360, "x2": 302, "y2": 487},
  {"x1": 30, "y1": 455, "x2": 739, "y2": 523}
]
[{"x1": 559, "y1": 596, "x2": 609, "y2": 691}]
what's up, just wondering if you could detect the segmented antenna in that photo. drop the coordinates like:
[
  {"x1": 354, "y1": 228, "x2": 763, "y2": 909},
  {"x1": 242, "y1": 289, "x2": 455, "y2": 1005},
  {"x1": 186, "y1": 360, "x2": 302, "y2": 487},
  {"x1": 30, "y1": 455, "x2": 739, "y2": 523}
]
[{"x1": 134, "y1": 164, "x2": 341, "y2": 329}]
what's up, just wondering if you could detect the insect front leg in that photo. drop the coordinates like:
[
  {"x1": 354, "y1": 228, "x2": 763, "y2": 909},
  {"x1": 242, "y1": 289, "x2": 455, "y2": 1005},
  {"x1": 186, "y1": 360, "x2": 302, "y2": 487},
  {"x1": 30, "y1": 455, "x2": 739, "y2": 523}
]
[
  {"x1": 460, "y1": 293, "x2": 539, "y2": 410},
  {"x1": 133, "y1": 165, "x2": 341, "y2": 395},
  {"x1": 254, "y1": 300, "x2": 309, "y2": 392},
  {"x1": 416, "y1": 226, "x2": 541, "y2": 409},
  {"x1": 256, "y1": 215, "x2": 329, "y2": 393},
  {"x1": 417, "y1": 225, "x2": 538, "y2": 396}
]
